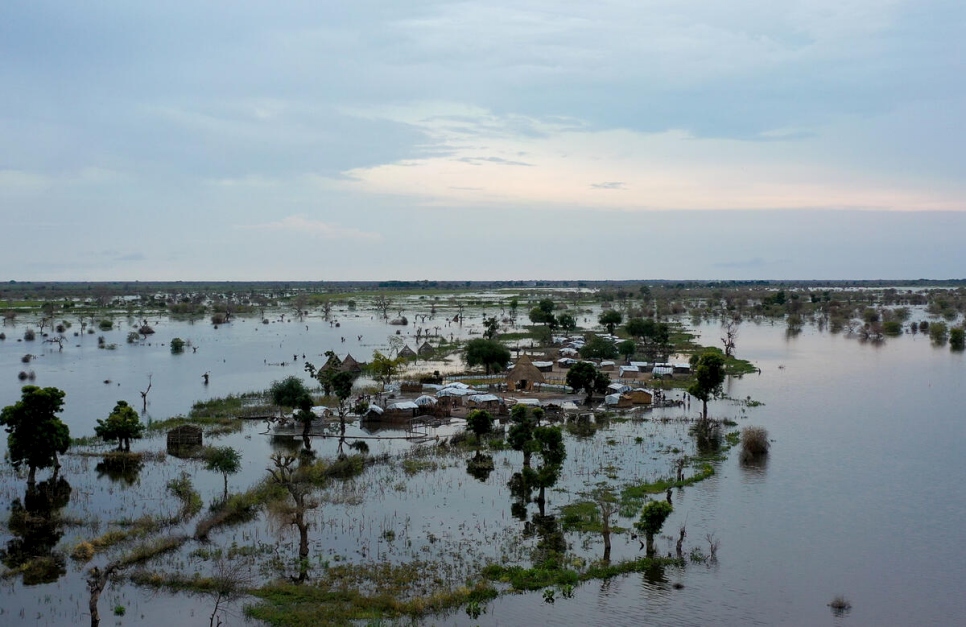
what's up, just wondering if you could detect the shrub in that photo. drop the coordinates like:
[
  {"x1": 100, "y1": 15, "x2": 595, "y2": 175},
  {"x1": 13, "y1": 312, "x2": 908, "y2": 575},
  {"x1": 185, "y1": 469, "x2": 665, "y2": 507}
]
[
  {"x1": 98, "y1": 319, "x2": 113, "y2": 331},
  {"x1": 170, "y1": 337, "x2": 186, "y2": 354},
  {"x1": 740, "y1": 426, "x2": 769, "y2": 462},
  {"x1": 950, "y1": 327, "x2": 965, "y2": 351},
  {"x1": 24, "y1": 329, "x2": 36, "y2": 341}
]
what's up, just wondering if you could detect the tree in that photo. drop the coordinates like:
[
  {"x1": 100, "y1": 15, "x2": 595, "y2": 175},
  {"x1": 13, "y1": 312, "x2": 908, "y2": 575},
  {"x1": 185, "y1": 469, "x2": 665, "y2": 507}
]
[
  {"x1": 482, "y1": 316, "x2": 500, "y2": 339},
  {"x1": 687, "y1": 351, "x2": 726, "y2": 421},
  {"x1": 94, "y1": 401, "x2": 144, "y2": 451},
  {"x1": 465, "y1": 338, "x2": 511, "y2": 375},
  {"x1": 635, "y1": 500, "x2": 673, "y2": 557},
  {"x1": 170, "y1": 337, "x2": 186, "y2": 354},
  {"x1": 507, "y1": 404, "x2": 542, "y2": 468},
  {"x1": 329, "y1": 370, "x2": 356, "y2": 457},
  {"x1": 368, "y1": 350, "x2": 403, "y2": 385},
  {"x1": 599, "y1": 310, "x2": 623, "y2": 334},
  {"x1": 579, "y1": 335, "x2": 619, "y2": 360},
  {"x1": 950, "y1": 327, "x2": 965, "y2": 351},
  {"x1": 270, "y1": 376, "x2": 313, "y2": 418},
  {"x1": 528, "y1": 299, "x2": 557, "y2": 329},
  {"x1": 528, "y1": 425, "x2": 566, "y2": 506},
  {"x1": 557, "y1": 313, "x2": 578, "y2": 332},
  {"x1": 1, "y1": 386, "x2": 71, "y2": 485},
  {"x1": 565, "y1": 361, "x2": 610, "y2": 402},
  {"x1": 625, "y1": 317, "x2": 671, "y2": 361},
  {"x1": 465, "y1": 409, "x2": 494, "y2": 454},
  {"x1": 617, "y1": 339, "x2": 636, "y2": 362},
  {"x1": 205, "y1": 446, "x2": 242, "y2": 502}
]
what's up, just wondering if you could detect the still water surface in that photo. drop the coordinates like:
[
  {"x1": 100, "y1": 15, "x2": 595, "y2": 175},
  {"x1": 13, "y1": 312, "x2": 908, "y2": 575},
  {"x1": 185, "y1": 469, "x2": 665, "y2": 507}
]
[{"x1": 2, "y1": 316, "x2": 964, "y2": 626}]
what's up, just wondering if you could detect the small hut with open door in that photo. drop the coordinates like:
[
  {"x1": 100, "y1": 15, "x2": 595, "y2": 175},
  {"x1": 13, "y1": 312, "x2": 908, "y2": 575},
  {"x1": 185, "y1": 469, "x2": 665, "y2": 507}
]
[{"x1": 506, "y1": 355, "x2": 546, "y2": 392}]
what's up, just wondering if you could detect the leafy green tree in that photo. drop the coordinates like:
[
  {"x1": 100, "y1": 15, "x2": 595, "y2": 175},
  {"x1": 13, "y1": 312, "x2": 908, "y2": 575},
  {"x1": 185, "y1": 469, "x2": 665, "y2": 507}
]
[
  {"x1": 465, "y1": 338, "x2": 511, "y2": 374},
  {"x1": 367, "y1": 350, "x2": 404, "y2": 385},
  {"x1": 527, "y1": 425, "x2": 566, "y2": 506},
  {"x1": 688, "y1": 351, "x2": 726, "y2": 421},
  {"x1": 565, "y1": 362, "x2": 610, "y2": 402},
  {"x1": 617, "y1": 339, "x2": 637, "y2": 362},
  {"x1": 950, "y1": 327, "x2": 965, "y2": 351},
  {"x1": 635, "y1": 500, "x2": 673, "y2": 556},
  {"x1": 625, "y1": 317, "x2": 671, "y2": 360},
  {"x1": 0, "y1": 386, "x2": 71, "y2": 485},
  {"x1": 599, "y1": 310, "x2": 623, "y2": 334},
  {"x1": 579, "y1": 335, "x2": 619, "y2": 360},
  {"x1": 94, "y1": 401, "x2": 144, "y2": 451},
  {"x1": 170, "y1": 337, "x2": 186, "y2": 354},
  {"x1": 557, "y1": 313, "x2": 578, "y2": 332},
  {"x1": 270, "y1": 376, "x2": 313, "y2": 417},
  {"x1": 466, "y1": 409, "x2": 494, "y2": 454},
  {"x1": 330, "y1": 370, "x2": 357, "y2": 457},
  {"x1": 204, "y1": 446, "x2": 242, "y2": 502},
  {"x1": 482, "y1": 316, "x2": 500, "y2": 339},
  {"x1": 528, "y1": 307, "x2": 556, "y2": 329},
  {"x1": 507, "y1": 404, "x2": 542, "y2": 468}
]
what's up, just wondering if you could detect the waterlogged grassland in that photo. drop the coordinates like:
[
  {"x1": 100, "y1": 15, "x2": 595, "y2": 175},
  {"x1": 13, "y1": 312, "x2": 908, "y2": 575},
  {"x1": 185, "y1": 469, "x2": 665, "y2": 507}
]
[{"x1": 0, "y1": 394, "x2": 752, "y2": 626}]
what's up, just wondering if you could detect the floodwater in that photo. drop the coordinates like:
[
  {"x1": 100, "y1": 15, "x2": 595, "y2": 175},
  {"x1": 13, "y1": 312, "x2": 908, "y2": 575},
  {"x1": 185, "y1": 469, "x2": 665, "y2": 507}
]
[{"x1": 2, "y1": 312, "x2": 965, "y2": 626}]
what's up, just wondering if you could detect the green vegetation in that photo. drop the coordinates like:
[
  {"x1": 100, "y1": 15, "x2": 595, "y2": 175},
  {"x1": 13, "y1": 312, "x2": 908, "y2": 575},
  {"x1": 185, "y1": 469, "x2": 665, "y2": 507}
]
[
  {"x1": 1, "y1": 386, "x2": 71, "y2": 484},
  {"x1": 464, "y1": 338, "x2": 511, "y2": 374},
  {"x1": 94, "y1": 400, "x2": 144, "y2": 451}
]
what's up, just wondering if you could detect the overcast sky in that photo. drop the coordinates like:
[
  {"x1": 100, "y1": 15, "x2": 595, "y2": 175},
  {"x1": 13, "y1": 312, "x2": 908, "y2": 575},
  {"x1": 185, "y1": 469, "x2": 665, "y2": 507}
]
[{"x1": 2, "y1": 1, "x2": 964, "y2": 281}]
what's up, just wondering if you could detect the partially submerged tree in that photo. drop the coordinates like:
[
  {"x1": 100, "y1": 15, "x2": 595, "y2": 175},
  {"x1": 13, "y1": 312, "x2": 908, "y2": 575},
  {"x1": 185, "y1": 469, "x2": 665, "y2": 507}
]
[
  {"x1": 466, "y1": 409, "x2": 494, "y2": 454},
  {"x1": 94, "y1": 401, "x2": 144, "y2": 451},
  {"x1": 465, "y1": 338, "x2": 511, "y2": 374},
  {"x1": 565, "y1": 361, "x2": 610, "y2": 403},
  {"x1": 635, "y1": 500, "x2": 673, "y2": 557},
  {"x1": 205, "y1": 446, "x2": 242, "y2": 502},
  {"x1": 0, "y1": 386, "x2": 71, "y2": 485},
  {"x1": 270, "y1": 376, "x2": 313, "y2": 419},
  {"x1": 688, "y1": 350, "x2": 726, "y2": 421}
]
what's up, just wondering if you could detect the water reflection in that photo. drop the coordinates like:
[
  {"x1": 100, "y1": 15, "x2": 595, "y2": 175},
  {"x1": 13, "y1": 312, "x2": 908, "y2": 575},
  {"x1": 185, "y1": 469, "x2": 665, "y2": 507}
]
[
  {"x1": 0, "y1": 476, "x2": 72, "y2": 585},
  {"x1": 95, "y1": 452, "x2": 144, "y2": 486},
  {"x1": 466, "y1": 453, "x2": 495, "y2": 483}
]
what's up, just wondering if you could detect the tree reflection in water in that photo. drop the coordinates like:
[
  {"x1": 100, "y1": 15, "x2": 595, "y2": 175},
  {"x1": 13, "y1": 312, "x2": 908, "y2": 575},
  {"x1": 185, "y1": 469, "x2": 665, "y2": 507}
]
[{"x1": 0, "y1": 476, "x2": 72, "y2": 585}]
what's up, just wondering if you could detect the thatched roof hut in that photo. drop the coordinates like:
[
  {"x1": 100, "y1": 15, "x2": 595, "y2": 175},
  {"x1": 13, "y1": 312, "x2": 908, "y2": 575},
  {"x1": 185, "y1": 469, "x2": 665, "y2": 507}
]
[
  {"x1": 399, "y1": 345, "x2": 417, "y2": 360},
  {"x1": 506, "y1": 355, "x2": 546, "y2": 392},
  {"x1": 340, "y1": 353, "x2": 364, "y2": 373},
  {"x1": 418, "y1": 342, "x2": 434, "y2": 357}
]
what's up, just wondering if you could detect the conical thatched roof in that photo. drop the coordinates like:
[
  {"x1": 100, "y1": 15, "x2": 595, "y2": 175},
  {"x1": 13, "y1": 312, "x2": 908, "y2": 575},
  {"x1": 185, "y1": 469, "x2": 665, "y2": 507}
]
[
  {"x1": 418, "y1": 342, "x2": 434, "y2": 356},
  {"x1": 399, "y1": 345, "x2": 417, "y2": 359},
  {"x1": 506, "y1": 355, "x2": 546, "y2": 387},
  {"x1": 340, "y1": 353, "x2": 364, "y2": 372}
]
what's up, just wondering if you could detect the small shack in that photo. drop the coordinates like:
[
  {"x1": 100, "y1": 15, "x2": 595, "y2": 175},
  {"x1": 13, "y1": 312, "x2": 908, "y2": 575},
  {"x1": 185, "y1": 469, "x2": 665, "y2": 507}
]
[
  {"x1": 418, "y1": 342, "x2": 434, "y2": 358},
  {"x1": 399, "y1": 345, "x2": 418, "y2": 360},
  {"x1": 628, "y1": 388, "x2": 653, "y2": 405},
  {"x1": 619, "y1": 365, "x2": 640, "y2": 379},
  {"x1": 506, "y1": 355, "x2": 546, "y2": 392},
  {"x1": 604, "y1": 393, "x2": 634, "y2": 408},
  {"x1": 467, "y1": 393, "x2": 502, "y2": 410},
  {"x1": 599, "y1": 360, "x2": 616, "y2": 372}
]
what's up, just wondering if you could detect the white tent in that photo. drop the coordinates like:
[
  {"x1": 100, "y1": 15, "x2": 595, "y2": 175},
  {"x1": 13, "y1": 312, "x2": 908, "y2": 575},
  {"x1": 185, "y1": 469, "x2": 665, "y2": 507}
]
[
  {"x1": 388, "y1": 401, "x2": 419, "y2": 411},
  {"x1": 607, "y1": 383, "x2": 632, "y2": 394},
  {"x1": 467, "y1": 394, "x2": 500, "y2": 403},
  {"x1": 413, "y1": 395, "x2": 438, "y2": 406}
]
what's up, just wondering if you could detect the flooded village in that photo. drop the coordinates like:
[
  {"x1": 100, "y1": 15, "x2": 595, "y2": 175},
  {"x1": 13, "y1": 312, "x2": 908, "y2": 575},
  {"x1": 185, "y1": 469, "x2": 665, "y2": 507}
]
[{"x1": 1, "y1": 281, "x2": 965, "y2": 626}]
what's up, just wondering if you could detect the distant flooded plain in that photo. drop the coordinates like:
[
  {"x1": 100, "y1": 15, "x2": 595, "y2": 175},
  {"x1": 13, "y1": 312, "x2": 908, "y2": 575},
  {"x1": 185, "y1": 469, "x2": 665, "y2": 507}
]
[{"x1": 1, "y1": 310, "x2": 964, "y2": 626}]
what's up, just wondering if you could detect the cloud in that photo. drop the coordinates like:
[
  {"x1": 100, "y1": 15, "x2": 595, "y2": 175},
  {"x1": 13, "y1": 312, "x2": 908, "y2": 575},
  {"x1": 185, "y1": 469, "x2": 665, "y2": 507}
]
[
  {"x1": 591, "y1": 181, "x2": 626, "y2": 190},
  {"x1": 456, "y1": 156, "x2": 533, "y2": 167},
  {"x1": 238, "y1": 215, "x2": 382, "y2": 241}
]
